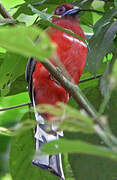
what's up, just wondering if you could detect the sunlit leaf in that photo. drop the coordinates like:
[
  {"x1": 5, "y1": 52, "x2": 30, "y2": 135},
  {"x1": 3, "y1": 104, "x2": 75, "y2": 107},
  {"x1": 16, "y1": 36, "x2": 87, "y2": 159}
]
[
  {"x1": 0, "y1": 127, "x2": 13, "y2": 136},
  {"x1": 0, "y1": 93, "x2": 29, "y2": 126},
  {"x1": 40, "y1": 139, "x2": 117, "y2": 160},
  {"x1": 38, "y1": 103, "x2": 94, "y2": 133},
  {"x1": 0, "y1": 25, "x2": 54, "y2": 61},
  {"x1": 17, "y1": 13, "x2": 38, "y2": 26}
]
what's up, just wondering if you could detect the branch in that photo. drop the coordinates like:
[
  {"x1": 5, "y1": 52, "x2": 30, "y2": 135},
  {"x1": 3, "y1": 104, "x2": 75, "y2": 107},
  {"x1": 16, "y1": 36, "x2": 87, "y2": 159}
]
[
  {"x1": 0, "y1": 3, "x2": 14, "y2": 25},
  {"x1": 42, "y1": 60, "x2": 97, "y2": 117},
  {"x1": 82, "y1": 9, "x2": 104, "y2": 15},
  {"x1": 0, "y1": 103, "x2": 32, "y2": 111},
  {"x1": 0, "y1": 3, "x2": 13, "y2": 19}
]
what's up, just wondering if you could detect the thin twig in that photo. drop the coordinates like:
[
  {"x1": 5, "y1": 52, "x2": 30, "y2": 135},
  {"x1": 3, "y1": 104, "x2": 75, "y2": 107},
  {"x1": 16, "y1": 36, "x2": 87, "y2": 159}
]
[
  {"x1": 82, "y1": 9, "x2": 104, "y2": 15},
  {"x1": 79, "y1": 74, "x2": 102, "y2": 83},
  {"x1": 72, "y1": 1, "x2": 104, "y2": 14},
  {"x1": 0, "y1": 103, "x2": 32, "y2": 112}
]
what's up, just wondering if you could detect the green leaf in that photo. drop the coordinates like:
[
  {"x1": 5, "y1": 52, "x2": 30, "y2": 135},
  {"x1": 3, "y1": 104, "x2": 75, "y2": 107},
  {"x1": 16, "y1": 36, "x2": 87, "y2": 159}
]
[
  {"x1": 10, "y1": 113, "x2": 58, "y2": 180},
  {"x1": 0, "y1": 92, "x2": 29, "y2": 126},
  {"x1": 114, "y1": 0, "x2": 117, "y2": 8},
  {"x1": 112, "y1": 58, "x2": 117, "y2": 80},
  {"x1": 99, "y1": 58, "x2": 117, "y2": 114},
  {"x1": 104, "y1": 1, "x2": 114, "y2": 11},
  {"x1": 79, "y1": 11, "x2": 93, "y2": 26},
  {"x1": 1, "y1": 0, "x2": 24, "y2": 9},
  {"x1": 93, "y1": 8, "x2": 117, "y2": 34},
  {"x1": 103, "y1": 53, "x2": 113, "y2": 62},
  {"x1": 0, "y1": 53, "x2": 27, "y2": 96},
  {"x1": 104, "y1": 59, "x2": 117, "y2": 135},
  {"x1": 38, "y1": 103, "x2": 94, "y2": 133},
  {"x1": 7, "y1": 74, "x2": 27, "y2": 96},
  {"x1": 62, "y1": 154, "x2": 74, "y2": 179},
  {"x1": 40, "y1": 139, "x2": 117, "y2": 160},
  {"x1": 0, "y1": 127, "x2": 13, "y2": 136},
  {"x1": 28, "y1": 4, "x2": 53, "y2": 21},
  {"x1": 0, "y1": 116, "x2": 36, "y2": 137},
  {"x1": 65, "y1": 131, "x2": 117, "y2": 180},
  {"x1": 86, "y1": 21, "x2": 117, "y2": 74},
  {"x1": 0, "y1": 134, "x2": 11, "y2": 177},
  {"x1": 0, "y1": 25, "x2": 54, "y2": 61},
  {"x1": 69, "y1": 152, "x2": 117, "y2": 180},
  {"x1": 17, "y1": 13, "x2": 38, "y2": 26},
  {"x1": 100, "y1": 62, "x2": 110, "y2": 97},
  {"x1": 0, "y1": 174, "x2": 12, "y2": 180}
]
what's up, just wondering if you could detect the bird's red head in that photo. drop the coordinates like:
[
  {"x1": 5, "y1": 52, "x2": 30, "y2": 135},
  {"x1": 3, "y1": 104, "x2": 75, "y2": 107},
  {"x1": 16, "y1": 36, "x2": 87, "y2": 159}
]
[
  {"x1": 52, "y1": 4, "x2": 81, "y2": 23},
  {"x1": 54, "y1": 4, "x2": 81, "y2": 17}
]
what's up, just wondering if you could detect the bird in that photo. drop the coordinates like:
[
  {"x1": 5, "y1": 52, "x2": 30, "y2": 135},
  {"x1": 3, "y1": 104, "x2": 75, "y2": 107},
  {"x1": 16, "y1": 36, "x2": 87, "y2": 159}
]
[{"x1": 25, "y1": 3, "x2": 87, "y2": 180}]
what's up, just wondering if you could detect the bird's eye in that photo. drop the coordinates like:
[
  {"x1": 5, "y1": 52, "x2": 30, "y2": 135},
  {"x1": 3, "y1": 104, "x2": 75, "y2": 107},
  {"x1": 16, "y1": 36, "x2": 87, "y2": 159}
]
[{"x1": 56, "y1": 6, "x2": 66, "y2": 15}]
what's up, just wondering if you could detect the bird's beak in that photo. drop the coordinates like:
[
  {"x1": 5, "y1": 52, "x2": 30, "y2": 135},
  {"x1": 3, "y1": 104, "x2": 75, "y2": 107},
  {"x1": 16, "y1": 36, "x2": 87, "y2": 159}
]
[{"x1": 62, "y1": 6, "x2": 81, "y2": 16}]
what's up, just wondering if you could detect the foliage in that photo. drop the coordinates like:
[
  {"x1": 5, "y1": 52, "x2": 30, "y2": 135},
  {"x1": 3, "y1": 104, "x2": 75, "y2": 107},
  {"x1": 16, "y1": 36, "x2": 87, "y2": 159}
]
[{"x1": 0, "y1": 0, "x2": 117, "y2": 180}]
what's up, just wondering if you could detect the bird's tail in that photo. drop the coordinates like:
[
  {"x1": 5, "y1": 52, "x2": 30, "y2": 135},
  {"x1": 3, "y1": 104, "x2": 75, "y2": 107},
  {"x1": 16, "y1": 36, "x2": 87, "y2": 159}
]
[
  {"x1": 32, "y1": 94, "x2": 65, "y2": 180},
  {"x1": 32, "y1": 123, "x2": 65, "y2": 180}
]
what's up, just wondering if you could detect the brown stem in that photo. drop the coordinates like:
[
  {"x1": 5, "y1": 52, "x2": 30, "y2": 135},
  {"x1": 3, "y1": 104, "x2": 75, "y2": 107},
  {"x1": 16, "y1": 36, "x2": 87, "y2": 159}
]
[
  {"x1": 0, "y1": 3, "x2": 14, "y2": 25},
  {"x1": 0, "y1": 3, "x2": 13, "y2": 19}
]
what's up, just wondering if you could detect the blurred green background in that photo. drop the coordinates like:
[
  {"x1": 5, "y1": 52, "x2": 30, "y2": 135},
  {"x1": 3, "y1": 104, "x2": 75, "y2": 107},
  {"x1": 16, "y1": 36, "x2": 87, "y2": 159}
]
[{"x1": 0, "y1": 0, "x2": 116, "y2": 180}]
